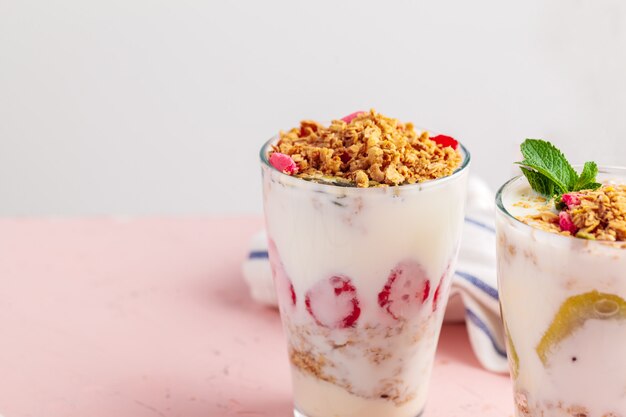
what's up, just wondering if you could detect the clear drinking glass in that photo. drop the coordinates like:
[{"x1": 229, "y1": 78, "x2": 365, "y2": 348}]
[
  {"x1": 260, "y1": 136, "x2": 470, "y2": 417},
  {"x1": 495, "y1": 167, "x2": 626, "y2": 417}
]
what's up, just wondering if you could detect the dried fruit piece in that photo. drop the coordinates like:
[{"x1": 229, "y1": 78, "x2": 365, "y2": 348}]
[
  {"x1": 561, "y1": 193, "x2": 581, "y2": 209},
  {"x1": 305, "y1": 275, "x2": 361, "y2": 328},
  {"x1": 269, "y1": 152, "x2": 298, "y2": 175},
  {"x1": 430, "y1": 134, "x2": 458, "y2": 150},
  {"x1": 340, "y1": 111, "x2": 365, "y2": 124},
  {"x1": 378, "y1": 260, "x2": 431, "y2": 320},
  {"x1": 575, "y1": 230, "x2": 596, "y2": 240},
  {"x1": 558, "y1": 211, "x2": 578, "y2": 234},
  {"x1": 536, "y1": 291, "x2": 626, "y2": 366},
  {"x1": 267, "y1": 239, "x2": 296, "y2": 306}
]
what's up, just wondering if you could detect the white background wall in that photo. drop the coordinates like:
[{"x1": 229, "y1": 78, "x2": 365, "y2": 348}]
[{"x1": 1, "y1": 0, "x2": 625, "y2": 216}]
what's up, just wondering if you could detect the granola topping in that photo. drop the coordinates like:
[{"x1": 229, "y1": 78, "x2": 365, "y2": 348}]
[
  {"x1": 520, "y1": 185, "x2": 626, "y2": 242},
  {"x1": 270, "y1": 110, "x2": 462, "y2": 187}
]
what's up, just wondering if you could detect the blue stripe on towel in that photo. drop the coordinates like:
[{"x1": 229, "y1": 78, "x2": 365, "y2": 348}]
[
  {"x1": 466, "y1": 308, "x2": 508, "y2": 358},
  {"x1": 455, "y1": 270, "x2": 499, "y2": 300},
  {"x1": 464, "y1": 217, "x2": 495, "y2": 234},
  {"x1": 249, "y1": 250, "x2": 269, "y2": 259}
]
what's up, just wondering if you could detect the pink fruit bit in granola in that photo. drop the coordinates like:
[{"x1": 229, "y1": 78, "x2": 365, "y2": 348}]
[
  {"x1": 559, "y1": 211, "x2": 578, "y2": 234},
  {"x1": 430, "y1": 134, "x2": 459, "y2": 150},
  {"x1": 561, "y1": 193, "x2": 581, "y2": 209},
  {"x1": 269, "y1": 152, "x2": 298, "y2": 175},
  {"x1": 305, "y1": 275, "x2": 361, "y2": 328},
  {"x1": 378, "y1": 260, "x2": 430, "y2": 320},
  {"x1": 340, "y1": 111, "x2": 365, "y2": 124},
  {"x1": 521, "y1": 185, "x2": 626, "y2": 241}
]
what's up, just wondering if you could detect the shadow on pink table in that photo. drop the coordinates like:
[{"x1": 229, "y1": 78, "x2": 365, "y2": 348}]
[{"x1": 0, "y1": 217, "x2": 512, "y2": 417}]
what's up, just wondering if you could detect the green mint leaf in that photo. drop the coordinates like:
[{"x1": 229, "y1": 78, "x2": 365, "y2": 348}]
[
  {"x1": 517, "y1": 139, "x2": 578, "y2": 194},
  {"x1": 520, "y1": 167, "x2": 555, "y2": 196},
  {"x1": 574, "y1": 162, "x2": 598, "y2": 191},
  {"x1": 516, "y1": 139, "x2": 601, "y2": 196},
  {"x1": 577, "y1": 182, "x2": 602, "y2": 191}
]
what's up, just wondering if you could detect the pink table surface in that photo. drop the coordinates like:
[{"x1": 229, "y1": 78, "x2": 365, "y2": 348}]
[{"x1": 0, "y1": 217, "x2": 513, "y2": 417}]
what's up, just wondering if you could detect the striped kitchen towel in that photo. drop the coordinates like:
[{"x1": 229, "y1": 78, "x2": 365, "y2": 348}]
[{"x1": 242, "y1": 177, "x2": 507, "y2": 373}]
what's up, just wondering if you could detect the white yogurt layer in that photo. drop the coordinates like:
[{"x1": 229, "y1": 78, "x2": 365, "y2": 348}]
[
  {"x1": 262, "y1": 149, "x2": 469, "y2": 417},
  {"x1": 497, "y1": 173, "x2": 626, "y2": 417}
]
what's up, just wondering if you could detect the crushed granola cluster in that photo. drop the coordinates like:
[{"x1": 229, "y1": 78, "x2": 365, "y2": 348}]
[
  {"x1": 270, "y1": 110, "x2": 462, "y2": 188},
  {"x1": 286, "y1": 319, "x2": 426, "y2": 406},
  {"x1": 522, "y1": 185, "x2": 626, "y2": 242}
]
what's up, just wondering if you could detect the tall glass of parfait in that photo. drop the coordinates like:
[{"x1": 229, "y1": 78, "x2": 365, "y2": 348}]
[{"x1": 260, "y1": 111, "x2": 470, "y2": 417}]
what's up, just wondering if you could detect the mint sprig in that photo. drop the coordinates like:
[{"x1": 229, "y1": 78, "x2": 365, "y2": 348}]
[
  {"x1": 516, "y1": 139, "x2": 600, "y2": 197},
  {"x1": 573, "y1": 161, "x2": 601, "y2": 191},
  {"x1": 519, "y1": 166, "x2": 555, "y2": 196}
]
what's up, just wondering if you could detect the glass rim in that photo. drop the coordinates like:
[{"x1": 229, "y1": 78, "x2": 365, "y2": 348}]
[
  {"x1": 495, "y1": 165, "x2": 626, "y2": 247},
  {"x1": 259, "y1": 134, "x2": 471, "y2": 192}
]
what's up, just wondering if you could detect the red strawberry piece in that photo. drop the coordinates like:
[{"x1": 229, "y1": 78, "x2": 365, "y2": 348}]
[
  {"x1": 430, "y1": 135, "x2": 458, "y2": 150},
  {"x1": 561, "y1": 193, "x2": 581, "y2": 209},
  {"x1": 305, "y1": 275, "x2": 361, "y2": 328},
  {"x1": 433, "y1": 262, "x2": 453, "y2": 312},
  {"x1": 559, "y1": 211, "x2": 578, "y2": 234},
  {"x1": 269, "y1": 152, "x2": 298, "y2": 175},
  {"x1": 432, "y1": 280, "x2": 443, "y2": 313},
  {"x1": 267, "y1": 239, "x2": 296, "y2": 306},
  {"x1": 378, "y1": 260, "x2": 430, "y2": 320},
  {"x1": 340, "y1": 111, "x2": 365, "y2": 124}
]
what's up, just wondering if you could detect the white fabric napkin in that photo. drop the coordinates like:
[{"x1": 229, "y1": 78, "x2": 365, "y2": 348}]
[{"x1": 242, "y1": 177, "x2": 508, "y2": 373}]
